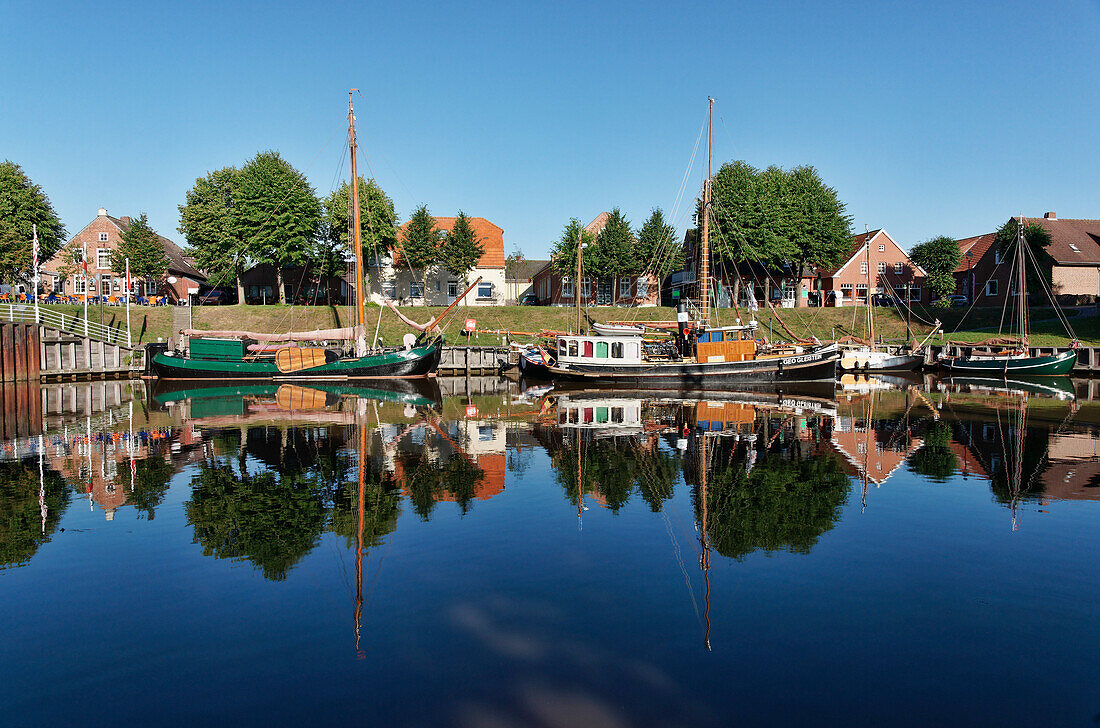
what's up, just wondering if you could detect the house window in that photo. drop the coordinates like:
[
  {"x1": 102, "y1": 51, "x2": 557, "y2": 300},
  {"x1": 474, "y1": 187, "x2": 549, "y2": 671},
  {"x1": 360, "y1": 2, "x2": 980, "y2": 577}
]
[
  {"x1": 619, "y1": 277, "x2": 632, "y2": 297},
  {"x1": 878, "y1": 244, "x2": 885, "y2": 252},
  {"x1": 382, "y1": 280, "x2": 396, "y2": 298},
  {"x1": 856, "y1": 283, "x2": 868, "y2": 298},
  {"x1": 579, "y1": 277, "x2": 591, "y2": 298},
  {"x1": 435, "y1": 280, "x2": 441, "y2": 292},
  {"x1": 409, "y1": 281, "x2": 423, "y2": 298},
  {"x1": 477, "y1": 282, "x2": 493, "y2": 299},
  {"x1": 561, "y1": 277, "x2": 574, "y2": 298},
  {"x1": 860, "y1": 262, "x2": 868, "y2": 275},
  {"x1": 96, "y1": 248, "x2": 111, "y2": 269},
  {"x1": 145, "y1": 278, "x2": 157, "y2": 295},
  {"x1": 994, "y1": 250, "x2": 1003, "y2": 264},
  {"x1": 447, "y1": 281, "x2": 458, "y2": 298},
  {"x1": 986, "y1": 279, "x2": 998, "y2": 296},
  {"x1": 877, "y1": 262, "x2": 886, "y2": 273},
  {"x1": 840, "y1": 283, "x2": 853, "y2": 298},
  {"x1": 894, "y1": 262, "x2": 904, "y2": 274},
  {"x1": 783, "y1": 285, "x2": 795, "y2": 301},
  {"x1": 636, "y1": 277, "x2": 649, "y2": 298},
  {"x1": 98, "y1": 232, "x2": 108, "y2": 242},
  {"x1": 908, "y1": 286, "x2": 920, "y2": 300},
  {"x1": 74, "y1": 275, "x2": 86, "y2": 294}
]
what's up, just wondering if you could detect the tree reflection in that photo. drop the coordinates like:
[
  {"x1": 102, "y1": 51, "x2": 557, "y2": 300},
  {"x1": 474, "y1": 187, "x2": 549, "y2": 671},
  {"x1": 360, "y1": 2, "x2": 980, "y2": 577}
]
[
  {"x1": 908, "y1": 422, "x2": 958, "y2": 482},
  {"x1": 697, "y1": 440, "x2": 849, "y2": 560},
  {"x1": 553, "y1": 435, "x2": 679, "y2": 514},
  {"x1": 125, "y1": 456, "x2": 175, "y2": 520},
  {"x1": 400, "y1": 452, "x2": 486, "y2": 519},
  {"x1": 0, "y1": 461, "x2": 70, "y2": 569}
]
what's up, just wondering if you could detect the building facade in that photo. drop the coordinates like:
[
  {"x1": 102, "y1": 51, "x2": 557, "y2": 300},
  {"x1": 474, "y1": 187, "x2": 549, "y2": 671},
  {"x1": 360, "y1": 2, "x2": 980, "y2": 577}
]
[
  {"x1": 40, "y1": 208, "x2": 206, "y2": 302},
  {"x1": 813, "y1": 229, "x2": 926, "y2": 307},
  {"x1": 952, "y1": 232, "x2": 1011, "y2": 307}
]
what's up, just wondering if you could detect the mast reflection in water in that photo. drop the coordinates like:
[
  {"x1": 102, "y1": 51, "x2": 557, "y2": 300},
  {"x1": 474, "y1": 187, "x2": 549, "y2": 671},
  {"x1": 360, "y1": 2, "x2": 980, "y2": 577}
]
[{"x1": 4, "y1": 377, "x2": 1100, "y2": 726}]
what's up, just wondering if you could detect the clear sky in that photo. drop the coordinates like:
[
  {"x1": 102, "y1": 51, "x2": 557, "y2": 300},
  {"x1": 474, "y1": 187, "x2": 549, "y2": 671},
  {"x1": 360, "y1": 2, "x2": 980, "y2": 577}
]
[{"x1": 3, "y1": 0, "x2": 1099, "y2": 259}]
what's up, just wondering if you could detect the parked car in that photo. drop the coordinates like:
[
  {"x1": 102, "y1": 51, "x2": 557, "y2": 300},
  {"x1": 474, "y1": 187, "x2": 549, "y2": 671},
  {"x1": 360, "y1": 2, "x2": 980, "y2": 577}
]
[
  {"x1": 520, "y1": 293, "x2": 539, "y2": 306},
  {"x1": 946, "y1": 294, "x2": 968, "y2": 307},
  {"x1": 197, "y1": 288, "x2": 236, "y2": 305},
  {"x1": 871, "y1": 293, "x2": 896, "y2": 307}
]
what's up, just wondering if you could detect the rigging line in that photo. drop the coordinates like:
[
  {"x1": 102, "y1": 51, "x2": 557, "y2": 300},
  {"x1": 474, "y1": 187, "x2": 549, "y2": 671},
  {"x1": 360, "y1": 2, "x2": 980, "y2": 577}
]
[
  {"x1": 670, "y1": 112, "x2": 709, "y2": 233},
  {"x1": 1021, "y1": 237, "x2": 1078, "y2": 340}
]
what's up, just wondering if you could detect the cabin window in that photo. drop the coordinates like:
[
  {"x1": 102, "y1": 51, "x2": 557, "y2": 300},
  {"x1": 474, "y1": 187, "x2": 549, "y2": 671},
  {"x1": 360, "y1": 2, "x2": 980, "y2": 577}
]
[
  {"x1": 611, "y1": 407, "x2": 624, "y2": 423},
  {"x1": 877, "y1": 262, "x2": 886, "y2": 273},
  {"x1": 584, "y1": 408, "x2": 594, "y2": 424},
  {"x1": 597, "y1": 407, "x2": 609, "y2": 424},
  {"x1": 611, "y1": 342, "x2": 623, "y2": 358},
  {"x1": 558, "y1": 338, "x2": 567, "y2": 353},
  {"x1": 568, "y1": 409, "x2": 577, "y2": 424},
  {"x1": 478, "y1": 282, "x2": 493, "y2": 298},
  {"x1": 561, "y1": 277, "x2": 574, "y2": 298},
  {"x1": 583, "y1": 340, "x2": 593, "y2": 357},
  {"x1": 894, "y1": 262, "x2": 904, "y2": 274},
  {"x1": 568, "y1": 340, "x2": 579, "y2": 357},
  {"x1": 741, "y1": 330, "x2": 753, "y2": 340},
  {"x1": 986, "y1": 280, "x2": 998, "y2": 296},
  {"x1": 559, "y1": 411, "x2": 567, "y2": 424},
  {"x1": 596, "y1": 341, "x2": 608, "y2": 358},
  {"x1": 625, "y1": 342, "x2": 638, "y2": 359},
  {"x1": 619, "y1": 277, "x2": 632, "y2": 297}
]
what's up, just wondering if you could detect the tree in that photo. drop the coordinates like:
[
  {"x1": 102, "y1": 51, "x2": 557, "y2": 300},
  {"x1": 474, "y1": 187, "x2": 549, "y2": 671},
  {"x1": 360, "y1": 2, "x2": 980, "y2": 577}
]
[
  {"x1": 549, "y1": 218, "x2": 598, "y2": 279},
  {"x1": 111, "y1": 213, "x2": 168, "y2": 281},
  {"x1": 179, "y1": 167, "x2": 247, "y2": 302},
  {"x1": 321, "y1": 177, "x2": 398, "y2": 297},
  {"x1": 0, "y1": 160, "x2": 66, "y2": 284},
  {"x1": 909, "y1": 235, "x2": 961, "y2": 307},
  {"x1": 53, "y1": 240, "x2": 87, "y2": 291},
  {"x1": 708, "y1": 161, "x2": 852, "y2": 304},
  {"x1": 439, "y1": 212, "x2": 484, "y2": 304},
  {"x1": 400, "y1": 205, "x2": 442, "y2": 272},
  {"x1": 235, "y1": 151, "x2": 322, "y2": 304},
  {"x1": 593, "y1": 208, "x2": 636, "y2": 281},
  {"x1": 994, "y1": 218, "x2": 1055, "y2": 294},
  {"x1": 635, "y1": 208, "x2": 684, "y2": 277}
]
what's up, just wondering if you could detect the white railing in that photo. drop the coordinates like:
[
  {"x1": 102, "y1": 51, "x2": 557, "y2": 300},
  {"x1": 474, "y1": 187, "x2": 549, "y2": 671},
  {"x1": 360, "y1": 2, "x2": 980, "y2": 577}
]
[{"x1": 0, "y1": 304, "x2": 131, "y2": 346}]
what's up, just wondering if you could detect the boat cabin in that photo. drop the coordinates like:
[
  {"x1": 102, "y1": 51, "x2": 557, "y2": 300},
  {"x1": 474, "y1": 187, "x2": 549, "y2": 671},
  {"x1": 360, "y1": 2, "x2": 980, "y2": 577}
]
[
  {"x1": 556, "y1": 335, "x2": 645, "y2": 365},
  {"x1": 555, "y1": 397, "x2": 645, "y2": 433},
  {"x1": 696, "y1": 326, "x2": 756, "y2": 363}
]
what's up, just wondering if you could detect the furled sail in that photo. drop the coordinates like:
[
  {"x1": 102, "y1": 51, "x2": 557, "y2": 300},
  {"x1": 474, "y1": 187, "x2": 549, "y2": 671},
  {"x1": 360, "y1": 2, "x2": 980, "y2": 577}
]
[{"x1": 181, "y1": 327, "x2": 357, "y2": 342}]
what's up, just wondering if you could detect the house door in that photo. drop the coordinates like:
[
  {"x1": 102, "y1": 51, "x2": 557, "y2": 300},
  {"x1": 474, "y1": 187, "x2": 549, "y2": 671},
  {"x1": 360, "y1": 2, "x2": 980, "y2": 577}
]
[
  {"x1": 447, "y1": 280, "x2": 458, "y2": 305},
  {"x1": 597, "y1": 280, "x2": 613, "y2": 305}
]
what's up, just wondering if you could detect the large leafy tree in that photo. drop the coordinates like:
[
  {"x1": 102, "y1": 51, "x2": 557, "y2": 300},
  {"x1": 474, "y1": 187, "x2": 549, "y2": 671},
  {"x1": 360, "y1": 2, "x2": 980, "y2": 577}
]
[
  {"x1": 438, "y1": 212, "x2": 485, "y2": 303},
  {"x1": 400, "y1": 205, "x2": 442, "y2": 271},
  {"x1": 635, "y1": 208, "x2": 684, "y2": 277},
  {"x1": 236, "y1": 151, "x2": 322, "y2": 304},
  {"x1": 909, "y1": 235, "x2": 961, "y2": 307},
  {"x1": 178, "y1": 167, "x2": 247, "y2": 301},
  {"x1": 321, "y1": 177, "x2": 398, "y2": 293},
  {"x1": 708, "y1": 161, "x2": 852, "y2": 303},
  {"x1": 994, "y1": 218, "x2": 1055, "y2": 294},
  {"x1": 593, "y1": 208, "x2": 636, "y2": 280},
  {"x1": 0, "y1": 161, "x2": 67, "y2": 284},
  {"x1": 550, "y1": 218, "x2": 598, "y2": 280},
  {"x1": 111, "y1": 213, "x2": 168, "y2": 281}
]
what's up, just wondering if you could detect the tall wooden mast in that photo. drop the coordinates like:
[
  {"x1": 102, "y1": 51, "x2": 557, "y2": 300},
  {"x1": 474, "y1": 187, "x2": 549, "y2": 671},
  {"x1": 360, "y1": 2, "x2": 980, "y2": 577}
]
[
  {"x1": 1018, "y1": 217, "x2": 1028, "y2": 347},
  {"x1": 349, "y1": 91, "x2": 366, "y2": 330},
  {"x1": 700, "y1": 97, "x2": 713, "y2": 326},
  {"x1": 575, "y1": 226, "x2": 584, "y2": 334}
]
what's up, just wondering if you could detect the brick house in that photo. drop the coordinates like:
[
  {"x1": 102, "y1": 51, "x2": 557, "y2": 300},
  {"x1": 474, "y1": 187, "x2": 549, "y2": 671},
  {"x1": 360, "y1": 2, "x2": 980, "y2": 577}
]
[
  {"x1": 238, "y1": 263, "x2": 354, "y2": 305},
  {"x1": 529, "y1": 213, "x2": 661, "y2": 307},
  {"x1": 41, "y1": 208, "x2": 206, "y2": 302},
  {"x1": 371, "y1": 216, "x2": 507, "y2": 306},
  {"x1": 952, "y1": 232, "x2": 1010, "y2": 307},
  {"x1": 1024, "y1": 213, "x2": 1100, "y2": 302},
  {"x1": 812, "y1": 229, "x2": 926, "y2": 307}
]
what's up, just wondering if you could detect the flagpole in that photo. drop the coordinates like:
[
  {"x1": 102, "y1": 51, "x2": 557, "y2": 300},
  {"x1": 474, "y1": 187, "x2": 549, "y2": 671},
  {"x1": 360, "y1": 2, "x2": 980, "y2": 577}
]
[
  {"x1": 125, "y1": 258, "x2": 132, "y2": 347},
  {"x1": 32, "y1": 224, "x2": 40, "y2": 324},
  {"x1": 82, "y1": 243, "x2": 89, "y2": 336}
]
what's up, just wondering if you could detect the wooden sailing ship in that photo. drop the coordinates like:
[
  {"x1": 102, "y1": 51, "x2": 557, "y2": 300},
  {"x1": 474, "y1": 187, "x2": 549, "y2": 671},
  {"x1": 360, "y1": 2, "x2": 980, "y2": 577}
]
[{"x1": 152, "y1": 92, "x2": 466, "y2": 381}]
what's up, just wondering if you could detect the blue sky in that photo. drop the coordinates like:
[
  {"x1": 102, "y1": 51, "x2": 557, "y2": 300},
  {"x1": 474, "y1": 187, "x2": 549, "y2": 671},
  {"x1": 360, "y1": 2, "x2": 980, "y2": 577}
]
[{"x1": 3, "y1": 0, "x2": 1099, "y2": 259}]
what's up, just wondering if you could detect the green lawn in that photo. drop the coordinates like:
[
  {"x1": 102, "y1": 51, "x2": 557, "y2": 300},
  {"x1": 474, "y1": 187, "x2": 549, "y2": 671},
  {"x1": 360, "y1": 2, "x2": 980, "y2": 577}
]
[{"x1": 35, "y1": 301, "x2": 1092, "y2": 348}]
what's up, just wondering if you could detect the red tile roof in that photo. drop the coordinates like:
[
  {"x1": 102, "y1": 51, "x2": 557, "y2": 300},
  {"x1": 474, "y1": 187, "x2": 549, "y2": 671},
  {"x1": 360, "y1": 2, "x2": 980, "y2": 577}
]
[
  {"x1": 1019, "y1": 216, "x2": 1100, "y2": 265},
  {"x1": 394, "y1": 216, "x2": 505, "y2": 269},
  {"x1": 953, "y1": 233, "x2": 997, "y2": 273}
]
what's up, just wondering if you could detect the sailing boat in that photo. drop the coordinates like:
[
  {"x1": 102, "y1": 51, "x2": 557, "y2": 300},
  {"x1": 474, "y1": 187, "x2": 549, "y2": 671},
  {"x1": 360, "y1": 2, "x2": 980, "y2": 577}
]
[
  {"x1": 939, "y1": 219, "x2": 1077, "y2": 376},
  {"x1": 543, "y1": 98, "x2": 839, "y2": 387},
  {"x1": 152, "y1": 92, "x2": 468, "y2": 381},
  {"x1": 837, "y1": 231, "x2": 925, "y2": 371}
]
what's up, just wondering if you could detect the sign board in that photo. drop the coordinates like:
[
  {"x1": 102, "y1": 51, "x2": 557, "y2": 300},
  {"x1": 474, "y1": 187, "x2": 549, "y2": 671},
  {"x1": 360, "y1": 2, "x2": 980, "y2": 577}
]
[
  {"x1": 465, "y1": 404, "x2": 478, "y2": 418},
  {"x1": 464, "y1": 318, "x2": 476, "y2": 332}
]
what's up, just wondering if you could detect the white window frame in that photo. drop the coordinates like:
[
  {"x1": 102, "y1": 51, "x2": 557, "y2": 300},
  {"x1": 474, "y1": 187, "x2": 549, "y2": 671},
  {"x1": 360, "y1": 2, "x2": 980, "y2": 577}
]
[
  {"x1": 381, "y1": 280, "x2": 397, "y2": 299},
  {"x1": 74, "y1": 275, "x2": 86, "y2": 294},
  {"x1": 856, "y1": 283, "x2": 868, "y2": 298},
  {"x1": 96, "y1": 248, "x2": 111, "y2": 270},
  {"x1": 840, "y1": 283, "x2": 853, "y2": 298},
  {"x1": 579, "y1": 277, "x2": 591, "y2": 298},
  {"x1": 618, "y1": 276, "x2": 632, "y2": 298},
  {"x1": 877, "y1": 262, "x2": 886, "y2": 273},
  {"x1": 447, "y1": 280, "x2": 459, "y2": 298},
  {"x1": 860, "y1": 262, "x2": 868, "y2": 275},
  {"x1": 477, "y1": 281, "x2": 493, "y2": 299},
  {"x1": 561, "y1": 277, "x2": 574, "y2": 299},
  {"x1": 908, "y1": 286, "x2": 920, "y2": 300},
  {"x1": 98, "y1": 232, "x2": 108, "y2": 243},
  {"x1": 878, "y1": 244, "x2": 885, "y2": 252},
  {"x1": 635, "y1": 277, "x2": 649, "y2": 298},
  {"x1": 409, "y1": 281, "x2": 423, "y2": 298},
  {"x1": 894, "y1": 262, "x2": 904, "y2": 274},
  {"x1": 782, "y1": 285, "x2": 795, "y2": 302},
  {"x1": 986, "y1": 279, "x2": 998, "y2": 296}
]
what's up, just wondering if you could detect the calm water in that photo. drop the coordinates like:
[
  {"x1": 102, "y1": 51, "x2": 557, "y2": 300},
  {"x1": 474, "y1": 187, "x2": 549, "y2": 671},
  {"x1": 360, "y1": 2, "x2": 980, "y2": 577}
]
[{"x1": 3, "y1": 375, "x2": 1100, "y2": 727}]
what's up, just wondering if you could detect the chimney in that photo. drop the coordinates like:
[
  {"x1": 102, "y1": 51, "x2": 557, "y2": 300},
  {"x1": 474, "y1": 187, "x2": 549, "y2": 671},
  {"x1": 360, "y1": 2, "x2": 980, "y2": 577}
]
[
  {"x1": 120, "y1": 216, "x2": 131, "y2": 226},
  {"x1": 1044, "y1": 211, "x2": 1057, "y2": 220},
  {"x1": 97, "y1": 207, "x2": 107, "y2": 217}
]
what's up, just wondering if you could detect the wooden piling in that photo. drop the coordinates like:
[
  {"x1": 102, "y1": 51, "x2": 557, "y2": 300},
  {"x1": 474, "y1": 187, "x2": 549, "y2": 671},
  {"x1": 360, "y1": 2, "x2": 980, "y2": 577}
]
[
  {"x1": 27, "y1": 325, "x2": 40, "y2": 380},
  {"x1": 0, "y1": 324, "x2": 11, "y2": 382},
  {"x1": 13, "y1": 324, "x2": 27, "y2": 382}
]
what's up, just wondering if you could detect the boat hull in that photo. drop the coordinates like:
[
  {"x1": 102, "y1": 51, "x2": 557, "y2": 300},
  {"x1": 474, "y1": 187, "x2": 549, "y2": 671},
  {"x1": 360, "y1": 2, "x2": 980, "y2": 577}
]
[
  {"x1": 151, "y1": 340, "x2": 443, "y2": 380},
  {"x1": 940, "y1": 349, "x2": 1077, "y2": 376},
  {"x1": 838, "y1": 348, "x2": 923, "y2": 372},
  {"x1": 547, "y1": 344, "x2": 839, "y2": 388}
]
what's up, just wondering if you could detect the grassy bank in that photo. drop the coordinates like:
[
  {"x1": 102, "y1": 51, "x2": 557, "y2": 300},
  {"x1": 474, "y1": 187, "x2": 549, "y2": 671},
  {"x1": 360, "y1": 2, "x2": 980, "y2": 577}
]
[{"x1": 39, "y1": 301, "x2": 1093, "y2": 347}]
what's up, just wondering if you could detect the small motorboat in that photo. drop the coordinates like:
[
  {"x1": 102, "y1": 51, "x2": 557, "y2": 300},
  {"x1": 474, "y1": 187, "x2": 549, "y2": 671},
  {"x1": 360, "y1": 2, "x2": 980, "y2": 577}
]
[{"x1": 590, "y1": 321, "x2": 646, "y2": 336}]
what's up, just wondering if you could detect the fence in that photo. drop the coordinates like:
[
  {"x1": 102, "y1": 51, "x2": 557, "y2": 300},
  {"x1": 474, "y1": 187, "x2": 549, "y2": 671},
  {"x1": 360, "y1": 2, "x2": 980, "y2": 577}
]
[{"x1": 0, "y1": 303, "x2": 130, "y2": 345}]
